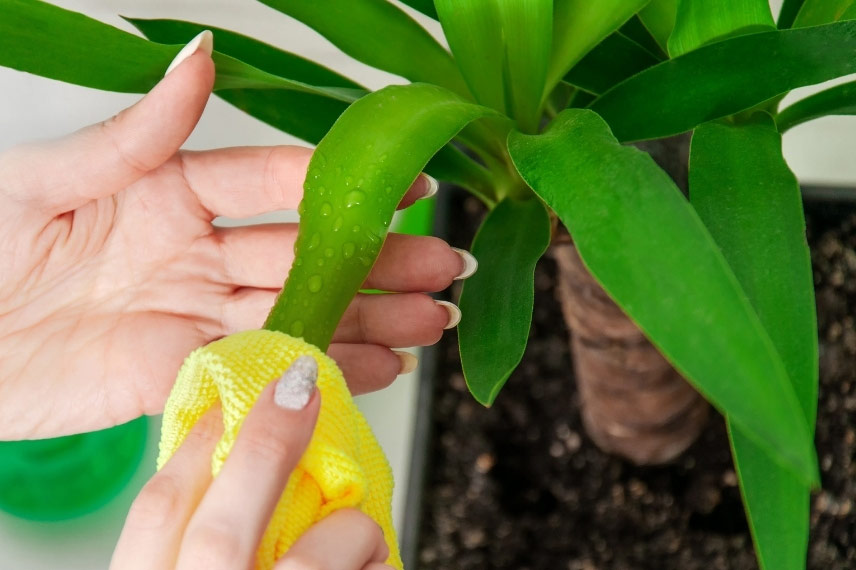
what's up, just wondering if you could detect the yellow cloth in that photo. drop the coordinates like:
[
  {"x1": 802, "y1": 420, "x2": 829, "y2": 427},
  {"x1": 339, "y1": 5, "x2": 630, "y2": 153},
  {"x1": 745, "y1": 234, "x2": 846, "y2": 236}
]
[{"x1": 157, "y1": 329, "x2": 402, "y2": 569}]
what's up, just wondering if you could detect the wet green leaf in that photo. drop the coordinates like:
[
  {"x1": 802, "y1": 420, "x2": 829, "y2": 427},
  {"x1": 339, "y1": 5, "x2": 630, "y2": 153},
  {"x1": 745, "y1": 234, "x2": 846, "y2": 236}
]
[{"x1": 265, "y1": 84, "x2": 501, "y2": 349}]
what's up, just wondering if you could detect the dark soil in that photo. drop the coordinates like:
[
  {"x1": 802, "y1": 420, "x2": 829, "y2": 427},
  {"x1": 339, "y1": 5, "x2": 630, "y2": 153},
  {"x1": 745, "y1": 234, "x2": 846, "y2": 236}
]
[{"x1": 417, "y1": 191, "x2": 856, "y2": 570}]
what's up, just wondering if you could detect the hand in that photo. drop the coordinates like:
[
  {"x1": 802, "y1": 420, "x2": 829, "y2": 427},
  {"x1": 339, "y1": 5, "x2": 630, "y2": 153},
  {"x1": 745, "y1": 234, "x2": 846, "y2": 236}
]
[
  {"x1": 0, "y1": 41, "x2": 472, "y2": 439},
  {"x1": 111, "y1": 356, "x2": 394, "y2": 570}
]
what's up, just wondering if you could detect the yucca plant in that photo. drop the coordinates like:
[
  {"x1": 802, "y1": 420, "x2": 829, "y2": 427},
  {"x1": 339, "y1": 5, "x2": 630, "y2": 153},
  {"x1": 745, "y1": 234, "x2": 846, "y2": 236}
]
[{"x1": 4, "y1": 0, "x2": 856, "y2": 567}]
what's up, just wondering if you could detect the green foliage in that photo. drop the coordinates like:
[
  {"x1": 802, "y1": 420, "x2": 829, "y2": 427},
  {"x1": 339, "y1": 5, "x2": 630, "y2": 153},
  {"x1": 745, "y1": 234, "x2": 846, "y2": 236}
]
[
  {"x1": 792, "y1": 0, "x2": 856, "y2": 27},
  {"x1": 263, "y1": 83, "x2": 501, "y2": 349},
  {"x1": 508, "y1": 109, "x2": 816, "y2": 485},
  {"x1": 6, "y1": 0, "x2": 856, "y2": 566},
  {"x1": 591, "y1": 20, "x2": 856, "y2": 141},
  {"x1": 777, "y1": 80, "x2": 856, "y2": 132},
  {"x1": 563, "y1": 32, "x2": 661, "y2": 95},
  {"x1": 459, "y1": 197, "x2": 551, "y2": 405},
  {"x1": 690, "y1": 115, "x2": 817, "y2": 570}
]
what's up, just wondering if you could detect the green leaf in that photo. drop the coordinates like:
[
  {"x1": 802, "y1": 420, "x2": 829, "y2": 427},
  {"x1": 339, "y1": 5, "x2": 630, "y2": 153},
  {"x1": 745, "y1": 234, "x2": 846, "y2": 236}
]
[
  {"x1": 256, "y1": 0, "x2": 468, "y2": 96},
  {"x1": 507, "y1": 108, "x2": 818, "y2": 485},
  {"x1": 126, "y1": 18, "x2": 363, "y2": 89},
  {"x1": 776, "y1": 80, "x2": 856, "y2": 132},
  {"x1": 434, "y1": 0, "x2": 505, "y2": 112},
  {"x1": 126, "y1": 17, "x2": 355, "y2": 144},
  {"x1": 729, "y1": 428, "x2": 810, "y2": 570},
  {"x1": 667, "y1": 0, "x2": 775, "y2": 57},
  {"x1": 398, "y1": 0, "x2": 438, "y2": 20},
  {"x1": 793, "y1": 0, "x2": 856, "y2": 27},
  {"x1": 564, "y1": 32, "x2": 661, "y2": 95},
  {"x1": 264, "y1": 84, "x2": 501, "y2": 349},
  {"x1": 690, "y1": 115, "x2": 816, "y2": 570},
  {"x1": 0, "y1": 0, "x2": 361, "y2": 101},
  {"x1": 590, "y1": 20, "x2": 856, "y2": 142},
  {"x1": 778, "y1": 0, "x2": 806, "y2": 28},
  {"x1": 621, "y1": 14, "x2": 670, "y2": 58},
  {"x1": 547, "y1": 0, "x2": 649, "y2": 93},
  {"x1": 425, "y1": 145, "x2": 498, "y2": 207},
  {"x1": 497, "y1": 0, "x2": 553, "y2": 133},
  {"x1": 637, "y1": 0, "x2": 678, "y2": 53},
  {"x1": 459, "y1": 197, "x2": 551, "y2": 406}
]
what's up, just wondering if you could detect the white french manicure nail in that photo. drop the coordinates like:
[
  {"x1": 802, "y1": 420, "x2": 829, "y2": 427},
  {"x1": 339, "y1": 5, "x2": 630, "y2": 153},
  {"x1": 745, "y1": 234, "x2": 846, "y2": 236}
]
[
  {"x1": 393, "y1": 350, "x2": 419, "y2": 375},
  {"x1": 436, "y1": 300, "x2": 462, "y2": 329},
  {"x1": 451, "y1": 247, "x2": 478, "y2": 280},
  {"x1": 419, "y1": 174, "x2": 439, "y2": 200},
  {"x1": 274, "y1": 355, "x2": 318, "y2": 410},
  {"x1": 165, "y1": 30, "x2": 214, "y2": 77}
]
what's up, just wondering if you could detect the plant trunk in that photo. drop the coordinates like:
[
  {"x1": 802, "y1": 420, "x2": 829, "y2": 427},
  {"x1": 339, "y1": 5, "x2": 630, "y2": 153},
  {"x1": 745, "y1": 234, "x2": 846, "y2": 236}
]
[{"x1": 552, "y1": 134, "x2": 709, "y2": 465}]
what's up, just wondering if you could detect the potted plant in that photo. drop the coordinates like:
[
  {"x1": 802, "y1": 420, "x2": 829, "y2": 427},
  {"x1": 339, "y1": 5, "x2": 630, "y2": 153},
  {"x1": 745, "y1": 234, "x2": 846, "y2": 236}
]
[{"x1": 3, "y1": 1, "x2": 856, "y2": 568}]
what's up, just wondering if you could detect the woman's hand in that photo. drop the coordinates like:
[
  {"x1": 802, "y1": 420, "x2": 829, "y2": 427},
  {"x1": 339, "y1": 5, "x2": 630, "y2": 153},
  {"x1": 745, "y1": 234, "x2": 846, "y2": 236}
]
[
  {"x1": 0, "y1": 37, "x2": 473, "y2": 439},
  {"x1": 111, "y1": 356, "x2": 394, "y2": 570}
]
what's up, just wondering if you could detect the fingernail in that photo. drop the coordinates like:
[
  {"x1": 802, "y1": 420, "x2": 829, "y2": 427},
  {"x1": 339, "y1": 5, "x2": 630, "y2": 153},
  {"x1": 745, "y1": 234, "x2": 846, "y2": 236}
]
[
  {"x1": 393, "y1": 350, "x2": 419, "y2": 375},
  {"x1": 451, "y1": 247, "x2": 478, "y2": 280},
  {"x1": 165, "y1": 30, "x2": 214, "y2": 76},
  {"x1": 436, "y1": 300, "x2": 461, "y2": 329},
  {"x1": 274, "y1": 355, "x2": 318, "y2": 410},
  {"x1": 418, "y1": 174, "x2": 439, "y2": 200}
]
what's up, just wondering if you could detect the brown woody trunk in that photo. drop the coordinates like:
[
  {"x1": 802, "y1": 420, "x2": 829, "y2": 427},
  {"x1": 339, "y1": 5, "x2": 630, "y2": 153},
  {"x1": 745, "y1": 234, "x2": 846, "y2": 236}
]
[{"x1": 552, "y1": 134, "x2": 709, "y2": 465}]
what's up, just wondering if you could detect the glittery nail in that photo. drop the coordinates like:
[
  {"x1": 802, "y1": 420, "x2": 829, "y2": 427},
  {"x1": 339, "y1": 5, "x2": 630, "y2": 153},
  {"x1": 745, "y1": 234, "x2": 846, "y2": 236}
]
[{"x1": 274, "y1": 355, "x2": 318, "y2": 410}]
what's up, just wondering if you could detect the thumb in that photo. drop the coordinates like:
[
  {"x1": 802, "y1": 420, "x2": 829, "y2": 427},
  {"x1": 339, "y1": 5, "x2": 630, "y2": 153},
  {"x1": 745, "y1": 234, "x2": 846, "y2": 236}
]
[{"x1": 4, "y1": 30, "x2": 215, "y2": 215}]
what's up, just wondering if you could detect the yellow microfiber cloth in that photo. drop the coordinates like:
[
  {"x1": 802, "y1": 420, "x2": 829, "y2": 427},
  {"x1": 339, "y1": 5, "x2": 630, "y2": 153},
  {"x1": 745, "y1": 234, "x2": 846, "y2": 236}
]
[{"x1": 157, "y1": 329, "x2": 402, "y2": 569}]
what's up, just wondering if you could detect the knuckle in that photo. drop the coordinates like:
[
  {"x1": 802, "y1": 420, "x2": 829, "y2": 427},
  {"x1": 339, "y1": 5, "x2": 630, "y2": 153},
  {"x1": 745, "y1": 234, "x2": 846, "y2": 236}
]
[
  {"x1": 182, "y1": 520, "x2": 243, "y2": 567},
  {"x1": 263, "y1": 146, "x2": 305, "y2": 206},
  {"x1": 126, "y1": 474, "x2": 185, "y2": 531},
  {"x1": 239, "y1": 420, "x2": 299, "y2": 468}
]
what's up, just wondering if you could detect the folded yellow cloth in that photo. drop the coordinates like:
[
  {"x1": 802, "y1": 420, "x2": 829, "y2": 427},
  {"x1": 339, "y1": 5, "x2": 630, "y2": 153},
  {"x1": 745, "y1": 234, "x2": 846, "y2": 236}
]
[{"x1": 157, "y1": 329, "x2": 402, "y2": 569}]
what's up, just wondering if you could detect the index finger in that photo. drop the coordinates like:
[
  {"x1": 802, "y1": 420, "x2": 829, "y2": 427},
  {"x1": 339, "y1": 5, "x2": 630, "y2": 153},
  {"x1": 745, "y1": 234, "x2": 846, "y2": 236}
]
[
  {"x1": 174, "y1": 356, "x2": 321, "y2": 570},
  {"x1": 178, "y1": 146, "x2": 436, "y2": 219}
]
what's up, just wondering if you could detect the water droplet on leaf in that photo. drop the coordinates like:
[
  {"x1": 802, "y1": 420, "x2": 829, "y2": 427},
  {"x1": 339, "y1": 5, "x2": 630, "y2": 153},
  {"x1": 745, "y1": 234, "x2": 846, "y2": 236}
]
[
  {"x1": 345, "y1": 190, "x2": 366, "y2": 208},
  {"x1": 308, "y1": 275, "x2": 323, "y2": 293}
]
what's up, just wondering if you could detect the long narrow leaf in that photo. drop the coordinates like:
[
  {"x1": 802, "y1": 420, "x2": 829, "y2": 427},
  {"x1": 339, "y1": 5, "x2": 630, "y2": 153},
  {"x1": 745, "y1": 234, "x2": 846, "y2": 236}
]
[
  {"x1": 265, "y1": 84, "x2": 502, "y2": 349},
  {"x1": 792, "y1": 0, "x2": 856, "y2": 27},
  {"x1": 127, "y1": 18, "x2": 363, "y2": 89},
  {"x1": 459, "y1": 198, "x2": 551, "y2": 406},
  {"x1": 507, "y1": 109, "x2": 818, "y2": 485},
  {"x1": 398, "y1": 0, "x2": 438, "y2": 20},
  {"x1": 778, "y1": 0, "x2": 806, "y2": 28},
  {"x1": 434, "y1": 0, "x2": 505, "y2": 112},
  {"x1": 127, "y1": 17, "x2": 356, "y2": 144},
  {"x1": 621, "y1": 14, "x2": 670, "y2": 58},
  {"x1": 564, "y1": 32, "x2": 661, "y2": 95},
  {"x1": 546, "y1": 0, "x2": 648, "y2": 95},
  {"x1": 0, "y1": 0, "x2": 362, "y2": 101},
  {"x1": 637, "y1": 0, "x2": 678, "y2": 53},
  {"x1": 667, "y1": 0, "x2": 775, "y2": 57},
  {"x1": 777, "y1": 80, "x2": 856, "y2": 132},
  {"x1": 590, "y1": 20, "x2": 856, "y2": 142},
  {"x1": 690, "y1": 114, "x2": 817, "y2": 570},
  {"x1": 256, "y1": 0, "x2": 468, "y2": 96},
  {"x1": 129, "y1": 16, "x2": 493, "y2": 198},
  {"x1": 497, "y1": 0, "x2": 553, "y2": 132}
]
